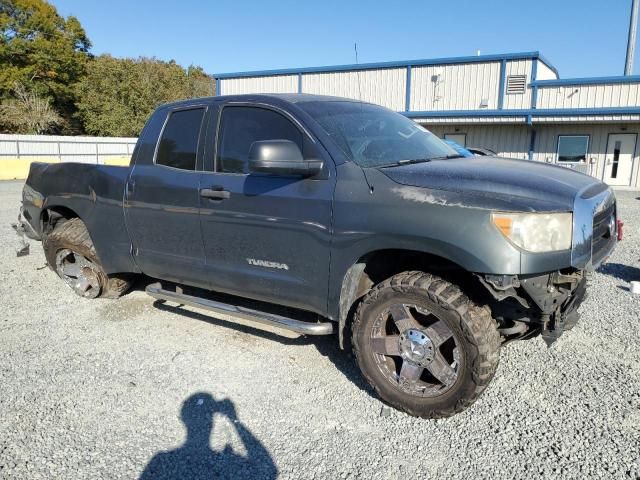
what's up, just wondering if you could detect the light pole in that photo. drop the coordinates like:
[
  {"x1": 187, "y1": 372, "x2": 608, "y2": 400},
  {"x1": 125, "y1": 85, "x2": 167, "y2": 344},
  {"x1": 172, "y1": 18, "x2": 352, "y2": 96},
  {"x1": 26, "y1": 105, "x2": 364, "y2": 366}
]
[{"x1": 625, "y1": 0, "x2": 639, "y2": 75}]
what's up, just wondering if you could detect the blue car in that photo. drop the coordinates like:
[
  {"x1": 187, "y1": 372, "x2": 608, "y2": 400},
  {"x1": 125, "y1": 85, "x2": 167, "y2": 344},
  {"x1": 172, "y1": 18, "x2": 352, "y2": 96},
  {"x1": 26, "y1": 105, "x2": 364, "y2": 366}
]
[{"x1": 443, "y1": 139, "x2": 474, "y2": 157}]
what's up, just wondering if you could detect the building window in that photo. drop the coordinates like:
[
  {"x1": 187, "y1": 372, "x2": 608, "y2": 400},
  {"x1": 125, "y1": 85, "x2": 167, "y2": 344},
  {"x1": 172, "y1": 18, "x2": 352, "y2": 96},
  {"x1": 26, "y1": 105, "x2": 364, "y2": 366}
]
[
  {"x1": 611, "y1": 140, "x2": 621, "y2": 178},
  {"x1": 557, "y1": 135, "x2": 589, "y2": 163}
]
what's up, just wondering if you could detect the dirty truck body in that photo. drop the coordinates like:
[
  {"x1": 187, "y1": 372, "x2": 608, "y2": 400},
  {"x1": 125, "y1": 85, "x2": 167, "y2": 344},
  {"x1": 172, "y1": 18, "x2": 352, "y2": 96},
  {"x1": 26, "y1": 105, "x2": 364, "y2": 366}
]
[{"x1": 18, "y1": 94, "x2": 619, "y2": 418}]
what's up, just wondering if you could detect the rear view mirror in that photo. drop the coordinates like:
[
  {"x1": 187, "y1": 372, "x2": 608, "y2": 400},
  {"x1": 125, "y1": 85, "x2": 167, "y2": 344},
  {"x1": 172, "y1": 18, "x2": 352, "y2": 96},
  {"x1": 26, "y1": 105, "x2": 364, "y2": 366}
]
[{"x1": 248, "y1": 140, "x2": 323, "y2": 177}]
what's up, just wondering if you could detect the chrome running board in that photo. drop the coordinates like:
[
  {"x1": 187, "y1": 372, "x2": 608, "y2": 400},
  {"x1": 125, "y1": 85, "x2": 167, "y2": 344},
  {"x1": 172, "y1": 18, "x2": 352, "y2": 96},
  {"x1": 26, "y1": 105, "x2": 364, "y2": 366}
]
[{"x1": 146, "y1": 282, "x2": 334, "y2": 336}]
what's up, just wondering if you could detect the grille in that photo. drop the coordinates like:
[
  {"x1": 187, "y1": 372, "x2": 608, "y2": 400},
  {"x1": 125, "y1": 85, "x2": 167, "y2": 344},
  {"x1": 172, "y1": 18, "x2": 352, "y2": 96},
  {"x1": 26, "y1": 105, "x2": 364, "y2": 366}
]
[{"x1": 591, "y1": 201, "x2": 616, "y2": 267}]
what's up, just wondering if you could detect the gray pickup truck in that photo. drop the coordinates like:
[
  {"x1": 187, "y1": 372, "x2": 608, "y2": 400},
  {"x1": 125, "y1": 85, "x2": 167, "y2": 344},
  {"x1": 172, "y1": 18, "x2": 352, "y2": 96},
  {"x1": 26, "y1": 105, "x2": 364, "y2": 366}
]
[{"x1": 16, "y1": 94, "x2": 620, "y2": 418}]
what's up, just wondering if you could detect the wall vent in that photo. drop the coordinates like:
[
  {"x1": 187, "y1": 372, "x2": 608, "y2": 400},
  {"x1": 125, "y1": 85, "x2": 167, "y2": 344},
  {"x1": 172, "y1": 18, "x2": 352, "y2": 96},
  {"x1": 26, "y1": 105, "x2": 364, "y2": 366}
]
[{"x1": 506, "y1": 75, "x2": 527, "y2": 94}]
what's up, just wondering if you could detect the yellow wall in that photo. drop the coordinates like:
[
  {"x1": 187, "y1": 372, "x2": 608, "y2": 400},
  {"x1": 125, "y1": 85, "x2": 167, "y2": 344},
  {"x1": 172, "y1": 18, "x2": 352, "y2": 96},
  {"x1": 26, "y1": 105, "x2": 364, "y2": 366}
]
[
  {"x1": 102, "y1": 157, "x2": 131, "y2": 167},
  {"x1": 0, "y1": 158, "x2": 58, "y2": 181},
  {"x1": 0, "y1": 157, "x2": 130, "y2": 180}
]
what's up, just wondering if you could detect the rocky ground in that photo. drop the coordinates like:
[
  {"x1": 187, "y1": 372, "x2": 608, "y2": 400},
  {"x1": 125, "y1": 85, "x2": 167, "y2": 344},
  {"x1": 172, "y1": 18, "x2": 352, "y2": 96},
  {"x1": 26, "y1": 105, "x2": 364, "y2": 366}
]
[{"x1": 0, "y1": 180, "x2": 639, "y2": 479}]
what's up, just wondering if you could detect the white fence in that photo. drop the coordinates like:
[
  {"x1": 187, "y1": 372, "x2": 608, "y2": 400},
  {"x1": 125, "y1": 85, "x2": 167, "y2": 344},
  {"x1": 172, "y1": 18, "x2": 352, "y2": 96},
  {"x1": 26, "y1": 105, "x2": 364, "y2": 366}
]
[
  {"x1": 0, "y1": 134, "x2": 138, "y2": 179},
  {"x1": 0, "y1": 133, "x2": 137, "y2": 164}
]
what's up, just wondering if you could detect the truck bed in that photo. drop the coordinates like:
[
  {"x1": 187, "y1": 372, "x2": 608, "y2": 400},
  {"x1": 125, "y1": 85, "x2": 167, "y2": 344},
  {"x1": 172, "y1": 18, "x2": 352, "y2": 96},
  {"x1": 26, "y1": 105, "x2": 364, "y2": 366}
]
[{"x1": 22, "y1": 162, "x2": 138, "y2": 274}]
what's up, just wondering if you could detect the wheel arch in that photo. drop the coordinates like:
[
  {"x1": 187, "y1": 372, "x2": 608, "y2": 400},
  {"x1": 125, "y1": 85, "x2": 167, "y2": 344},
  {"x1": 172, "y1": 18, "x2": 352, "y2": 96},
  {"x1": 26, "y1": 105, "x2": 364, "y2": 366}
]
[
  {"x1": 40, "y1": 205, "x2": 83, "y2": 236},
  {"x1": 336, "y1": 248, "x2": 485, "y2": 349}
]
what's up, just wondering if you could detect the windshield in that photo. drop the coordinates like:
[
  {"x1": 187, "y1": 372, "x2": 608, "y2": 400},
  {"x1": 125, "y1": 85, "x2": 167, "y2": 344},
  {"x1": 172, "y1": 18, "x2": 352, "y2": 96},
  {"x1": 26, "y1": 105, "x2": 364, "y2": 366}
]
[{"x1": 299, "y1": 101, "x2": 459, "y2": 167}]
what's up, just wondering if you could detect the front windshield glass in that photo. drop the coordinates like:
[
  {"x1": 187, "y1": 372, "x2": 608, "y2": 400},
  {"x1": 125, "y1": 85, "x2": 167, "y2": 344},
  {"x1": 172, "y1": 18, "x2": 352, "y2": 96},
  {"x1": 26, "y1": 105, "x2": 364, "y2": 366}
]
[{"x1": 299, "y1": 101, "x2": 459, "y2": 167}]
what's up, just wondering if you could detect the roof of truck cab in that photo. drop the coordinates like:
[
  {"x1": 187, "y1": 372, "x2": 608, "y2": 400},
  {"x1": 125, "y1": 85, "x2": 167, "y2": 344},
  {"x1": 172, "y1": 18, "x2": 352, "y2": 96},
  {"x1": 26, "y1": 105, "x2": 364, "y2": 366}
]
[
  {"x1": 159, "y1": 93, "x2": 368, "y2": 110},
  {"x1": 234, "y1": 93, "x2": 364, "y2": 104}
]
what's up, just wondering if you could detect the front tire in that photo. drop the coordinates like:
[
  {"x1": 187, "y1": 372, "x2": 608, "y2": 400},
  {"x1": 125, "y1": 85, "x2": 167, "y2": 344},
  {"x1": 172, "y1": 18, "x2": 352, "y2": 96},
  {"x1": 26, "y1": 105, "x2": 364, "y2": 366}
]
[
  {"x1": 352, "y1": 271, "x2": 500, "y2": 418},
  {"x1": 43, "y1": 218, "x2": 131, "y2": 299}
]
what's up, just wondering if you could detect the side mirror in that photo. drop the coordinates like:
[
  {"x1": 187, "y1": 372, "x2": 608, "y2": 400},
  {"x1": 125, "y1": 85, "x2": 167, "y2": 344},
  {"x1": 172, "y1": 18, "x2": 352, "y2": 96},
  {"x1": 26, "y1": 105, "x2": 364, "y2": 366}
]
[{"x1": 248, "y1": 140, "x2": 323, "y2": 177}]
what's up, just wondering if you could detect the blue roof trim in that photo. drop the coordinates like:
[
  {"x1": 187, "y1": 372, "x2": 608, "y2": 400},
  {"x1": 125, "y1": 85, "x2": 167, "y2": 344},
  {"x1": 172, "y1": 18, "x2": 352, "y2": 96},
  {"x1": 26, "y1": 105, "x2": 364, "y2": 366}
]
[
  {"x1": 531, "y1": 58, "x2": 539, "y2": 112},
  {"x1": 404, "y1": 109, "x2": 530, "y2": 118},
  {"x1": 403, "y1": 107, "x2": 640, "y2": 118},
  {"x1": 528, "y1": 129, "x2": 537, "y2": 160},
  {"x1": 531, "y1": 76, "x2": 640, "y2": 87},
  {"x1": 214, "y1": 51, "x2": 549, "y2": 79},
  {"x1": 405, "y1": 66, "x2": 412, "y2": 112},
  {"x1": 497, "y1": 59, "x2": 506, "y2": 110}
]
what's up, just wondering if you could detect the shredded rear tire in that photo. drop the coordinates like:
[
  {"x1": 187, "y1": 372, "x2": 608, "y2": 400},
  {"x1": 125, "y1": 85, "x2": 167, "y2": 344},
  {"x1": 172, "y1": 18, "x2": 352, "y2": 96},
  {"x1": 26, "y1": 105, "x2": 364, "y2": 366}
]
[{"x1": 43, "y1": 218, "x2": 132, "y2": 299}]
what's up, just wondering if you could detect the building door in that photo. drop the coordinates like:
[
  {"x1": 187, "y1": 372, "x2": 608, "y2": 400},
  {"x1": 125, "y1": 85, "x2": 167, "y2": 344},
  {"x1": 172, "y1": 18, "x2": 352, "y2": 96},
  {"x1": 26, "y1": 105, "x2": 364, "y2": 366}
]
[
  {"x1": 444, "y1": 133, "x2": 466, "y2": 146},
  {"x1": 603, "y1": 133, "x2": 636, "y2": 186}
]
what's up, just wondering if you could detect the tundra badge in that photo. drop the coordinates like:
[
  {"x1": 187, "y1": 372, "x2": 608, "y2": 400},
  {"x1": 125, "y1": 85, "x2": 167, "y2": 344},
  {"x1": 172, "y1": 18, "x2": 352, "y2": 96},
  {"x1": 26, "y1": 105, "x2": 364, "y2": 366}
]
[{"x1": 246, "y1": 258, "x2": 289, "y2": 270}]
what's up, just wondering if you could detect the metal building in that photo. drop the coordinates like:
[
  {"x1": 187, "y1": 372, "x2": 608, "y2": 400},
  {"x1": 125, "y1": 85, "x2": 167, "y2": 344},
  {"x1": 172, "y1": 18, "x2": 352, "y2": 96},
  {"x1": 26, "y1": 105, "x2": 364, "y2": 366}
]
[{"x1": 214, "y1": 51, "x2": 640, "y2": 189}]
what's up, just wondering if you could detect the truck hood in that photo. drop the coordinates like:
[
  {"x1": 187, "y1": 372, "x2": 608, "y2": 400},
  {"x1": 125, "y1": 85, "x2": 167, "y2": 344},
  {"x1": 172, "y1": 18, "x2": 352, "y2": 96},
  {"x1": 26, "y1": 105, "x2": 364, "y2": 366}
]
[{"x1": 377, "y1": 156, "x2": 601, "y2": 212}]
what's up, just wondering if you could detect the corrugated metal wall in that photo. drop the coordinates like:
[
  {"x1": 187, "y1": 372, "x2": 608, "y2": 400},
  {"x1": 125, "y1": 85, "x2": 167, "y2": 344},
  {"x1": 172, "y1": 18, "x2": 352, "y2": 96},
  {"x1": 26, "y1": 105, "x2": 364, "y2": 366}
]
[
  {"x1": 426, "y1": 123, "x2": 640, "y2": 187},
  {"x1": 301, "y1": 68, "x2": 406, "y2": 111},
  {"x1": 536, "y1": 83, "x2": 640, "y2": 109},
  {"x1": 220, "y1": 75, "x2": 298, "y2": 95},
  {"x1": 531, "y1": 124, "x2": 640, "y2": 185},
  {"x1": 409, "y1": 62, "x2": 501, "y2": 111},
  {"x1": 426, "y1": 124, "x2": 531, "y2": 159},
  {"x1": 536, "y1": 62, "x2": 558, "y2": 81},
  {"x1": 419, "y1": 116, "x2": 527, "y2": 124},
  {"x1": 217, "y1": 57, "x2": 536, "y2": 113},
  {"x1": 502, "y1": 59, "x2": 533, "y2": 109},
  {"x1": 535, "y1": 114, "x2": 640, "y2": 123}
]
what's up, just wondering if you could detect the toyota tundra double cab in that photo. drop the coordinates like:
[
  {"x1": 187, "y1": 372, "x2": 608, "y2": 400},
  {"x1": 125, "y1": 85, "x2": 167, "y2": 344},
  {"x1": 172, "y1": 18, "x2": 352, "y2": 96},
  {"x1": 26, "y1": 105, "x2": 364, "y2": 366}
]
[{"x1": 16, "y1": 94, "x2": 620, "y2": 418}]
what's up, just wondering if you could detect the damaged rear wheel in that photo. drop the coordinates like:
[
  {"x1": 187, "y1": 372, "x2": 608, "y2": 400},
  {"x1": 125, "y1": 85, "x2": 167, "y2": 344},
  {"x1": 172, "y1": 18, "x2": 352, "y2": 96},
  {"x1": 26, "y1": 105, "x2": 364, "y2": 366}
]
[{"x1": 43, "y1": 218, "x2": 131, "y2": 299}]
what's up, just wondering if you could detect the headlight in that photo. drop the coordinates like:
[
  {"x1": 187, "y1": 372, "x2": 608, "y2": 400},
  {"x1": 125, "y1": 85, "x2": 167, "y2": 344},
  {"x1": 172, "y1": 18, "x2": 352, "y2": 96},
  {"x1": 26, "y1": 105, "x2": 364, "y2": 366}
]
[{"x1": 491, "y1": 212, "x2": 572, "y2": 252}]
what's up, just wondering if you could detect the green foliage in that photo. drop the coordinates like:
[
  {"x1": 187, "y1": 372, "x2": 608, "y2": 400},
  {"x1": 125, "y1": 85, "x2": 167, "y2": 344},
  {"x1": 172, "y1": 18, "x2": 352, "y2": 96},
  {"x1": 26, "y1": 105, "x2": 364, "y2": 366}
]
[
  {"x1": 75, "y1": 55, "x2": 213, "y2": 137},
  {"x1": 0, "y1": 0, "x2": 213, "y2": 136},
  {"x1": 0, "y1": 0, "x2": 91, "y2": 132}
]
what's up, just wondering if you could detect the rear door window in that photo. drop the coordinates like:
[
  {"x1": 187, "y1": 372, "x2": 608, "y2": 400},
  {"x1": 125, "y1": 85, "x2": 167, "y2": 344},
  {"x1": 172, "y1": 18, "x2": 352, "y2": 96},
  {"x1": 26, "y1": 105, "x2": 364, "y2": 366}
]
[{"x1": 156, "y1": 108, "x2": 205, "y2": 170}]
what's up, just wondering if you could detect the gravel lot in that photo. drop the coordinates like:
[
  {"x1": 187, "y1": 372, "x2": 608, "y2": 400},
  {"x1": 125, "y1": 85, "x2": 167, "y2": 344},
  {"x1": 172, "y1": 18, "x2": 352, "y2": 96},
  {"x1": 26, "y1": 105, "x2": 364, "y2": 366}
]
[{"x1": 0, "y1": 180, "x2": 639, "y2": 479}]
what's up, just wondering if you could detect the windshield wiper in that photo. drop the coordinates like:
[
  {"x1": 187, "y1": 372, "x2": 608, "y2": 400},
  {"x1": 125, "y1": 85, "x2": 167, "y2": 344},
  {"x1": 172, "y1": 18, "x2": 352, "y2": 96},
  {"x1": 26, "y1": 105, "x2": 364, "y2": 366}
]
[
  {"x1": 378, "y1": 158, "x2": 432, "y2": 168},
  {"x1": 427, "y1": 154, "x2": 465, "y2": 160}
]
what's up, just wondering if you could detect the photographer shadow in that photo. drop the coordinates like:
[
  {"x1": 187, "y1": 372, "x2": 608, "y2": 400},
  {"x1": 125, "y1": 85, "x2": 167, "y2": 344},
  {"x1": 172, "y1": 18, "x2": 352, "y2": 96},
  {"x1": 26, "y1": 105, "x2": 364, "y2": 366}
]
[{"x1": 140, "y1": 392, "x2": 277, "y2": 480}]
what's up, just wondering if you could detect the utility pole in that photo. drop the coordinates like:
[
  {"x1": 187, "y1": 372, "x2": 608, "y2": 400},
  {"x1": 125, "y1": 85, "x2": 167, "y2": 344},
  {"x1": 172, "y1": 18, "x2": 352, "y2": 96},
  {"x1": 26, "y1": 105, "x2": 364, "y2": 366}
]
[{"x1": 625, "y1": 0, "x2": 639, "y2": 75}]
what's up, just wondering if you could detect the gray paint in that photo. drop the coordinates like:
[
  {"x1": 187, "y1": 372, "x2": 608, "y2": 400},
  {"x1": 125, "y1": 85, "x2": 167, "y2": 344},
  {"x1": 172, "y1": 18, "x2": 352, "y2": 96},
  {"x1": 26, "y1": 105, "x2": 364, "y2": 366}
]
[{"x1": 21, "y1": 94, "x2": 614, "y2": 322}]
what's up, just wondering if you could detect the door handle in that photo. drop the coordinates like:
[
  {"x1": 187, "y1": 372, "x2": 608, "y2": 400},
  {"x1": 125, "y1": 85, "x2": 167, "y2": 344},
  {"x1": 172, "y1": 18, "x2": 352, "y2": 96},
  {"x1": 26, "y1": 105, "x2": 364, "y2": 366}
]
[{"x1": 200, "y1": 187, "x2": 230, "y2": 200}]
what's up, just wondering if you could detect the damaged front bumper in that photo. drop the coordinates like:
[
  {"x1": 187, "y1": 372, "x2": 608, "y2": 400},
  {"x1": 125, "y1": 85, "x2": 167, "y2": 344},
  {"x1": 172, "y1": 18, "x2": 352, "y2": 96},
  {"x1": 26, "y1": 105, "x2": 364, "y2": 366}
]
[
  {"x1": 11, "y1": 207, "x2": 39, "y2": 257},
  {"x1": 480, "y1": 269, "x2": 589, "y2": 346},
  {"x1": 520, "y1": 271, "x2": 588, "y2": 345},
  {"x1": 479, "y1": 185, "x2": 618, "y2": 346}
]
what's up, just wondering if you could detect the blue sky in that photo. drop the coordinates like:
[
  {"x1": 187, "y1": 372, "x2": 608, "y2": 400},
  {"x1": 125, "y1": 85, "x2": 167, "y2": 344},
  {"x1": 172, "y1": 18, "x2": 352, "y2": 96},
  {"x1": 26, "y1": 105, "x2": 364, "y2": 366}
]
[{"x1": 51, "y1": 0, "x2": 638, "y2": 78}]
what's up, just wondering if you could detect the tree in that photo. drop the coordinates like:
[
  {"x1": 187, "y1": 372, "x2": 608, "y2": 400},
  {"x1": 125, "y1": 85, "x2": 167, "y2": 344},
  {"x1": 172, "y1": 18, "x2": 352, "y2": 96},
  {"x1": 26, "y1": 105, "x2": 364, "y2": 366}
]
[
  {"x1": 75, "y1": 55, "x2": 213, "y2": 137},
  {"x1": 0, "y1": 81, "x2": 60, "y2": 133},
  {"x1": 0, "y1": 0, "x2": 91, "y2": 132}
]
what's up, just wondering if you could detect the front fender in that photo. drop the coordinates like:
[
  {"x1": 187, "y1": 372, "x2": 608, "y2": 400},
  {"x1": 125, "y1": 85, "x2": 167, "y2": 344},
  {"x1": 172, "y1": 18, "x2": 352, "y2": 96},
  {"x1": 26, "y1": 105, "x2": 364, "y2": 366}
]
[{"x1": 328, "y1": 162, "x2": 524, "y2": 322}]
